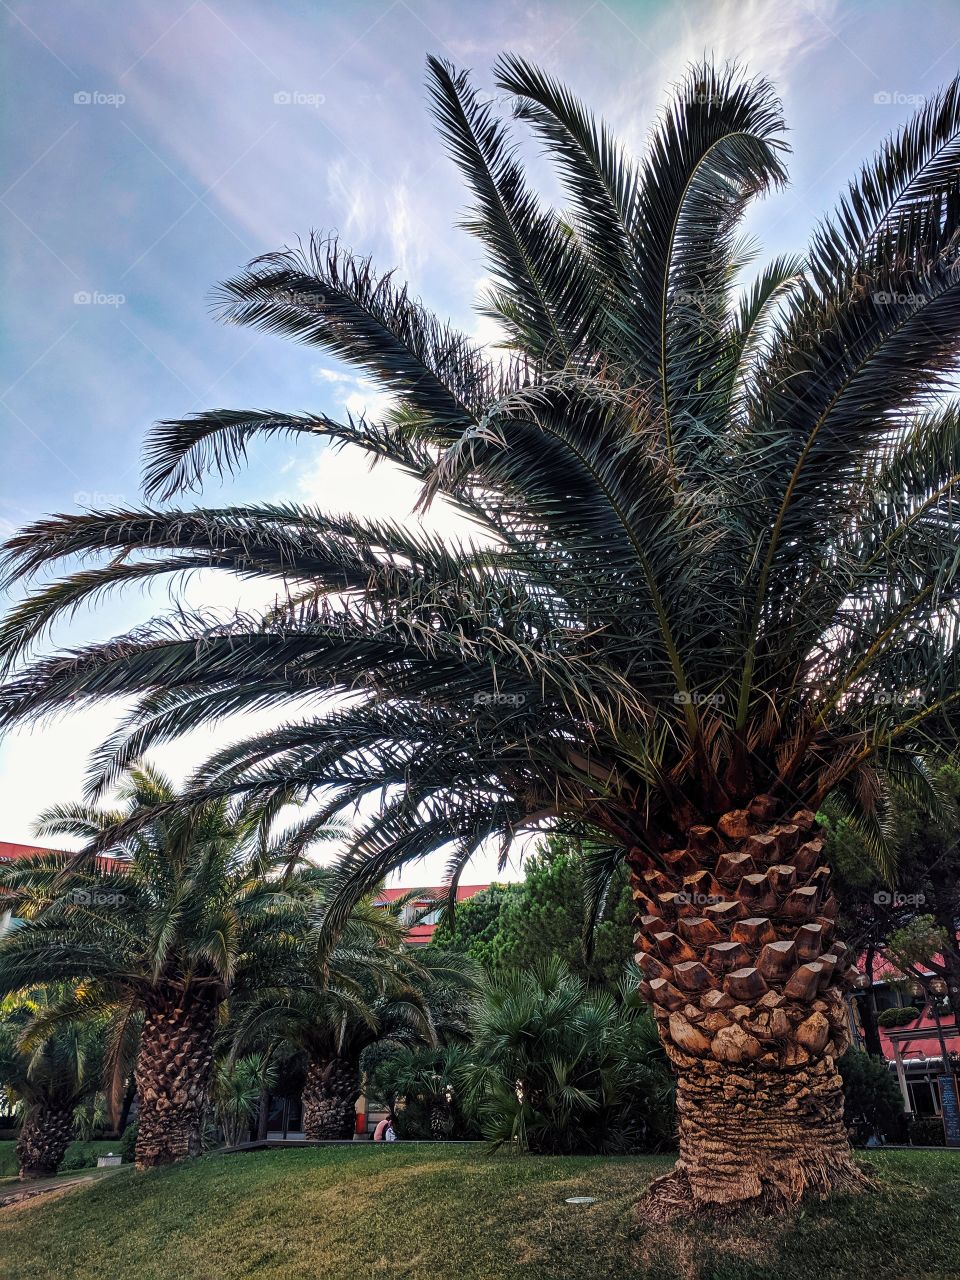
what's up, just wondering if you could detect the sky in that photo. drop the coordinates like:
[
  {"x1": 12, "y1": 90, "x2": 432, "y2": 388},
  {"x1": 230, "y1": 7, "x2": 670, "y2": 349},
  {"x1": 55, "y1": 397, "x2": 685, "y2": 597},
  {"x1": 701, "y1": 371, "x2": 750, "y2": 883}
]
[{"x1": 1, "y1": 0, "x2": 958, "y2": 880}]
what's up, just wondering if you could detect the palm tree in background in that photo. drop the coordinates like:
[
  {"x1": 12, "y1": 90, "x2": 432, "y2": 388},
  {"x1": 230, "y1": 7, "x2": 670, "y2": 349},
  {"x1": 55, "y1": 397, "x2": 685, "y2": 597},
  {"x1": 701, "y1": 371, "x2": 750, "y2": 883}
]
[
  {"x1": 0, "y1": 986, "x2": 105, "y2": 1179},
  {"x1": 0, "y1": 766, "x2": 341, "y2": 1169},
  {"x1": 227, "y1": 896, "x2": 475, "y2": 1139},
  {"x1": 3, "y1": 56, "x2": 960, "y2": 1213}
]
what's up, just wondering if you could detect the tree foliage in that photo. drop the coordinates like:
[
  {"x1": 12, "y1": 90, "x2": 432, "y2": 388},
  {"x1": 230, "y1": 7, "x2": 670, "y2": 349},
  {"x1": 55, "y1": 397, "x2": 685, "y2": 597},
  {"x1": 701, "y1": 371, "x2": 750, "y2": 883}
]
[
  {"x1": 2, "y1": 58, "x2": 960, "y2": 922},
  {"x1": 838, "y1": 1049, "x2": 907, "y2": 1146},
  {"x1": 435, "y1": 838, "x2": 634, "y2": 987},
  {"x1": 459, "y1": 957, "x2": 674, "y2": 1154}
]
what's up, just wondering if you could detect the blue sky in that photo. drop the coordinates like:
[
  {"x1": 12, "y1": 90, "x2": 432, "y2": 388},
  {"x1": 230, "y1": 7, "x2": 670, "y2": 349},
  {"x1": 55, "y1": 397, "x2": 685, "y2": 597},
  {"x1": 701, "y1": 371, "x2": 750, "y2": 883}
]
[{"x1": 1, "y1": 0, "x2": 958, "y2": 876}]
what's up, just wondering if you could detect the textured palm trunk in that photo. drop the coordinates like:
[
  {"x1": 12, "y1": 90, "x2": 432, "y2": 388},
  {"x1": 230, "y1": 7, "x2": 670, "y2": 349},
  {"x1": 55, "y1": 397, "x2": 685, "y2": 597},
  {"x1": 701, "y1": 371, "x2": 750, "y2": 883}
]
[
  {"x1": 16, "y1": 1103, "x2": 75, "y2": 1180},
  {"x1": 301, "y1": 1057, "x2": 360, "y2": 1139},
  {"x1": 429, "y1": 1096, "x2": 454, "y2": 1139},
  {"x1": 134, "y1": 983, "x2": 218, "y2": 1170},
  {"x1": 632, "y1": 799, "x2": 870, "y2": 1219}
]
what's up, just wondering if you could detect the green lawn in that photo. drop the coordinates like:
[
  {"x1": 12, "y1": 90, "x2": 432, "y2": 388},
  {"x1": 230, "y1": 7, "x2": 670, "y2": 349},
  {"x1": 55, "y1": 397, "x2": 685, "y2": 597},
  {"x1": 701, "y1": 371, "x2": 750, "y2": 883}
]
[
  {"x1": 0, "y1": 1145, "x2": 957, "y2": 1280},
  {"x1": 0, "y1": 1139, "x2": 117, "y2": 1179}
]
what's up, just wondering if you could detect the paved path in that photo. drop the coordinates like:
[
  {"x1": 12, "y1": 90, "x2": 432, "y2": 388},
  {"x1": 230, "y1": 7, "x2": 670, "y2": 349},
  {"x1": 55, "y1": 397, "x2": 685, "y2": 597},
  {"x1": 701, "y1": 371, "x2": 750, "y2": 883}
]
[{"x1": 0, "y1": 1164, "x2": 128, "y2": 1208}]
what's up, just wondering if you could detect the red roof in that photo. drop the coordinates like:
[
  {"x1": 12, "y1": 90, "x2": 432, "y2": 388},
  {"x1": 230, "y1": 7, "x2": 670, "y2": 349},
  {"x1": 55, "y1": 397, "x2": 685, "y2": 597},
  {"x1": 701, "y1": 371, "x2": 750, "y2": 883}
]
[
  {"x1": 856, "y1": 942, "x2": 960, "y2": 1062},
  {"x1": 0, "y1": 840, "x2": 125, "y2": 874},
  {"x1": 375, "y1": 884, "x2": 491, "y2": 944},
  {"x1": 878, "y1": 1008, "x2": 960, "y2": 1061},
  {"x1": 0, "y1": 840, "x2": 69, "y2": 861}
]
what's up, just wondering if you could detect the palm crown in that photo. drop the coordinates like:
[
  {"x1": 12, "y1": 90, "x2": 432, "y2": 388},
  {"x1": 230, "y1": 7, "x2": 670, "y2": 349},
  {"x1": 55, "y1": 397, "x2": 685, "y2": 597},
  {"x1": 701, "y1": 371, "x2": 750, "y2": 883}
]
[
  {"x1": 0, "y1": 764, "x2": 327, "y2": 1002},
  {"x1": 0, "y1": 984, "x2": 106, "y2": 1178},
  {"x1": 0, "y1": 765, "x2": 343, "y2": 1166},
  {"x1": 2, "y1": 56, "x2": 960, "y2": 929},
  {"x1": 0, "y1": 985, "x2": 104, "y2": 1112}
]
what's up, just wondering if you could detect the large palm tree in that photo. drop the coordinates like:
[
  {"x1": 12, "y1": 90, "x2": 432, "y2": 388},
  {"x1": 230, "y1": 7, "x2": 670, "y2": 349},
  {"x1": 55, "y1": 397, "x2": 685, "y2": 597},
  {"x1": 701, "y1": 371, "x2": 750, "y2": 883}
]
[
  {"x1": 0, "y1": 986, "x2": 104, "y2": 1179},
  {"x1": 0, "y1": 766, "x2": 338, "y2": 1169},
  {"x1": 3, "y1": 55, "x2": 960, "y2": 1213},
  {"x1": 228, "y1": 895, "x2": 474, "y2": 1139}
]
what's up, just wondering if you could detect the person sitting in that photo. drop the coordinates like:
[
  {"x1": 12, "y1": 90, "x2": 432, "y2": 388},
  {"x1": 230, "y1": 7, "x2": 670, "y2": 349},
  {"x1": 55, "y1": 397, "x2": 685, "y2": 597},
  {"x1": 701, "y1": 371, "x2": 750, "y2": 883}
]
[{"x1": 373, "y1": 1114, "x2": 394, "y2": 1142}]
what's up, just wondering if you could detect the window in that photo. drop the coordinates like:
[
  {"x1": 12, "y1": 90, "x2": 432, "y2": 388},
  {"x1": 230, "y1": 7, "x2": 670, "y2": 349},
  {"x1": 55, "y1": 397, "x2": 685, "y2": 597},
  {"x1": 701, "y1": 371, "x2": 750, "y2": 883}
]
[{"x1": 907, "y1": 1077, "x2": 940, "y2": 1116}]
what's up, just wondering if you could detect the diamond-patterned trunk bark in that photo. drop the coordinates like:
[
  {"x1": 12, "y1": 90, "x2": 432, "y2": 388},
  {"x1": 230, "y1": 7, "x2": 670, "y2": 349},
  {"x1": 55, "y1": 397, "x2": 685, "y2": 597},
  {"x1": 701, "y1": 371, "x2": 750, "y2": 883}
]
[
  {"x1": 429, "y1": 1098, "x2": 454, "y2": 1139},
  {"x1": 16, "y1": 1104, "x2": 75, "y2": 1180},
  {"x1": 631, "y1": 799, "x2": 870, "y2": 1218},
  {"x1": 134, "y1": 983, "x2": 218, "y2": 1170},
  {"x1": 301, "y1": 1057, "x2": 360, "y2": 1140}
]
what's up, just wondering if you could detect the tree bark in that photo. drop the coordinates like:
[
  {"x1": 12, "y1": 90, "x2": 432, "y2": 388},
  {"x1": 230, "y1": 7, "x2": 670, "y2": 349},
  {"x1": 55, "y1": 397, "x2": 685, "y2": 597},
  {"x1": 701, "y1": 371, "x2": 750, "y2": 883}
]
[
  {"x1": 133, "y1": 983, "x2": 218, "y2": 1170},
  {"x1": 931, "y1": 900, "x2": 960, "y2": 1032},
  {"x1": 429, "y1": 1097, "x2": 454, "y2": 1139},
  {"x1": 632, "y1": 801, "x2": 872, "y2": 1219},
  {"x1": 118, "y1": 1078, "x2": 137, "y2": 1136},
  {"x1": 857, "y1": 946, "x2": 884, "y2": 1057},
  {"x1": 16, "y1": 1103, "x2": 75, "y2": 1180},
  {"x1": 301, "y1": 1057, "x2": 360, "y2": 1140},
  {"x1": 255, "y1": 1085, "x2": 270, "y2": 1142}
]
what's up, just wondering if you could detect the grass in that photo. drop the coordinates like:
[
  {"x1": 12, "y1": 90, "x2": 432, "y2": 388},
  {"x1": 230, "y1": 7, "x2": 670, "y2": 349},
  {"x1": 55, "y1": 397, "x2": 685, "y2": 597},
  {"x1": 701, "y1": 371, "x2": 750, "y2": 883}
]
[
  {"x1": 0, "y1": 1139, "x2": 117, "y2": 1179},
  {"x1": 0, "y1": 1145, "x2": 957, "y2": 1280}
]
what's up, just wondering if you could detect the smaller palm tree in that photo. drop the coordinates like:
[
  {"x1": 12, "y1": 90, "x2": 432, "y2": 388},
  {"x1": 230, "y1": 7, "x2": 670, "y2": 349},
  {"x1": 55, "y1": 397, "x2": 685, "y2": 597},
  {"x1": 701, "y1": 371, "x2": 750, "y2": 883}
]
[
  {"x1": 0, "y1": 986, "x2": 104, "y2": 1179},
  {"x1": 367, "y1": 1043, "x2": 470, "y2": 1139},
  {"x1": 211, "y1": 1052, "x2": 277, "y2": 1148},
  {"x1": 0, "y1": 765, "x2": 340, "y2": 1169},
  {"x1": 228, "y1": 897, "x2": 476, "y2": 1139}
]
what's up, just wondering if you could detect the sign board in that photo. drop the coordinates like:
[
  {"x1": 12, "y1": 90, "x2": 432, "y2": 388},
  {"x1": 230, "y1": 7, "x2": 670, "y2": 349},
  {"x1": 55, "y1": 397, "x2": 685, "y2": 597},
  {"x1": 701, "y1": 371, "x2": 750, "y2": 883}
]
[{"x1": 937, "y1": 1074, "x2": 960, "y2": 1147}]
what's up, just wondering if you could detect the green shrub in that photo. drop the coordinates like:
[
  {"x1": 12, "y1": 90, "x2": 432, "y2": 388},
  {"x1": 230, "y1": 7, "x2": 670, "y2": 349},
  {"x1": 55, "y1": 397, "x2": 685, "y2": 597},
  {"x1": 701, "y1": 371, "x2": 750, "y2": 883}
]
[
  {"x1": 60, "y1": 1142, "x2": 100, "y2": 1171},
  {"x1": 909, "y1": 1115, "x2": 947, "y2": 1146},
  {"x1": 839, "y1": 1049, "x2": 906, "y2": 1145},
  {"x1": 119, "y1": 1121, "x2": 138, "y2": 1162},
  {"x1": 367, "y1": 1044, "x2": 480, "y2": 1141},
  {"x1": 877, "y1": 1006, "x2": 921, "y2": 1028}
]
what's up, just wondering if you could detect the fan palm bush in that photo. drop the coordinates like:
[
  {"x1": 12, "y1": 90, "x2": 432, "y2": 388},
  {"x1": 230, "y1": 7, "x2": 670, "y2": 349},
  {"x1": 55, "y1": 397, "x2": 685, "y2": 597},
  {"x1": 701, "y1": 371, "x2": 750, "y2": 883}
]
[
  {"x1": 0, "y1": 766, "x2": 337, "y2": 1168},
  {"x1": 0, "y1": 986, "x2": 104, "y2": 1179},
  {"x1": 3, "y1": 55, "x2": 960, "y2": 1213},
  {"x1": 461, "y1": 958, "x2": 673, "y2": 1155}
]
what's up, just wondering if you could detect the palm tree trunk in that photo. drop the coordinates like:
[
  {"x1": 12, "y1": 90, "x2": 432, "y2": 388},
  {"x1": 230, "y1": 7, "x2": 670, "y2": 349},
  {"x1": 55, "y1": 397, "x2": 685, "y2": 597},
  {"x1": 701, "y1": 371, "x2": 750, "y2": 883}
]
[
  {"x1": 133, "y1": 983, "x2": 218, "y2": 1170},
  {"x1": 118, "y1": 1078, "x2": 137, "y2": 1136},
  {"x1": 16, "y1": 1103, "x2": 75, "y2": 1180},
  {"x1": 255, "y1": 1085, "x2": 270, "y2": 1141},
  {"x1": 632, "y1": 801, "x2": 871, "y2": 1219},
  {"x1": 301, "y1": 1057, "x2": 359, "y2": 1140},
  {"x1": 857, "y1": 947, "x2": 884, "y2": 1057},
  {"x1": 429, "y1": 1097, "x2": 453, "y2": 1139}
]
